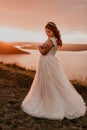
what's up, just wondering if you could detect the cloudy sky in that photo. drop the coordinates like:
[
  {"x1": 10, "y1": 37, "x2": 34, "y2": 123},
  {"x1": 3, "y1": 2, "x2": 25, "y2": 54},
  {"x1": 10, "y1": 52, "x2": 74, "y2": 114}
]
[{"x1": 0, "y1": 0, "x2": 87, "y2": 43}]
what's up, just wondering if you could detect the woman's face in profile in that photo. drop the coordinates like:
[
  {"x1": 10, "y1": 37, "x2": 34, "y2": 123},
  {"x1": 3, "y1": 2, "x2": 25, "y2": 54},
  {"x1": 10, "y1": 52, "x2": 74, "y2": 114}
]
[{"x1": 45, "y1": 28, "x2": 54, "y2": 38}]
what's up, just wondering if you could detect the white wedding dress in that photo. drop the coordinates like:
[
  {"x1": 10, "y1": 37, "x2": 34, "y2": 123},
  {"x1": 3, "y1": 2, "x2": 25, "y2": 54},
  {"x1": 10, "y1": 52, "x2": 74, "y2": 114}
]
[{"x1": 21, "y1": 37, "x2": 86, "y2": 120}]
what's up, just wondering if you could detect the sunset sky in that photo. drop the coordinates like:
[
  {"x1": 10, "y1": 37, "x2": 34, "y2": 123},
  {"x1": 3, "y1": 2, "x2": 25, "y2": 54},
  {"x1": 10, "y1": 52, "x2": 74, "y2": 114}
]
[{"x1": 0, "y1": 0, "x2": 87, "y2": 43}]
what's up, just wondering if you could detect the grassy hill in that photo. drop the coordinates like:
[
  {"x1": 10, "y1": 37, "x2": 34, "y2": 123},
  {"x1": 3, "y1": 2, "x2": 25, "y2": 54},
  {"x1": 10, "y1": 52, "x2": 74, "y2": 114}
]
[{"x1": 0, "y1": 63, "x2": 87, "y2": 130}]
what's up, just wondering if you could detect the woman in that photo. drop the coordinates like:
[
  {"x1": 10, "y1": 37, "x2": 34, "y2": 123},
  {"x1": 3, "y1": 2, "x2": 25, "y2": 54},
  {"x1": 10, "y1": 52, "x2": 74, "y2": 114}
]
[{"x1": 21, "y1": 22, "x2": 86, "y2": 120}]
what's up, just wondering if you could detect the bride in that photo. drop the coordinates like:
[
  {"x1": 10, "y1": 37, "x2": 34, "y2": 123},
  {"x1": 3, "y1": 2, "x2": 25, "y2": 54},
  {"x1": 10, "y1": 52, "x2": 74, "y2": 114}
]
[{"x1": 21, "y1": 22, "x2": 86, "y2": 120}]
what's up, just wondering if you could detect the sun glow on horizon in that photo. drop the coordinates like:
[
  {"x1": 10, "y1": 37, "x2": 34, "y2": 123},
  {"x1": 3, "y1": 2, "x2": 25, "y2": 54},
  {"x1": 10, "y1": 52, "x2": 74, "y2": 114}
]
[
  {"x1": 62, "y1": 31, "x2": 87, "y2": 44},
  {"x1": 0, "y1": 26, "x2": 46, "y2": 43},
  {"x1": 0, "y1": 26, "x2": 87, "y2": 44}
]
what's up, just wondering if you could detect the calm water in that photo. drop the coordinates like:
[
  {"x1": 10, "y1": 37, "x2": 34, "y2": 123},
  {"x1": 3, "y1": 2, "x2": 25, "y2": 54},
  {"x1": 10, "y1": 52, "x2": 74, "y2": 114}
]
[{"x1": 0, "y1": 48, "x2": 87, "y2": 85}]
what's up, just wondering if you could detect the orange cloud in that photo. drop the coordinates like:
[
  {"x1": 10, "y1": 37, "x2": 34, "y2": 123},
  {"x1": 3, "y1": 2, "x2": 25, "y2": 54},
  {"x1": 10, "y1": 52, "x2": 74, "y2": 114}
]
[{"x1": 0, "y1": 0, "x2": 87, "y2": 34}]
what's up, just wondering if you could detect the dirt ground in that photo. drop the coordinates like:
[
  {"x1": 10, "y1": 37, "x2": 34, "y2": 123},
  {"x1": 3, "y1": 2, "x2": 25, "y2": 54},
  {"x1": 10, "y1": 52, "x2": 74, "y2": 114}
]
[{"x1": 0, "y1": 63, "x2": 87, "y2": 130}]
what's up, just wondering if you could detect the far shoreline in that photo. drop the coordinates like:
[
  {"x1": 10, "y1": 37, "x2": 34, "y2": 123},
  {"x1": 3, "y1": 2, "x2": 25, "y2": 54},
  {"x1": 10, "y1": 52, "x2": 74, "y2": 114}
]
[{"x1": 20, "y1": 43, "x2": 87, "y2": 51}]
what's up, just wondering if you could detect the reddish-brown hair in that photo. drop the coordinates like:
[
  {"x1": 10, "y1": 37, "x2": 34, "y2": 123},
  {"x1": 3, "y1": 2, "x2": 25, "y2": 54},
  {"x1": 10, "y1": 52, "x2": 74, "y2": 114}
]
[{"x1": 45, "y1": 22, "x2": 62, "y2": 47}]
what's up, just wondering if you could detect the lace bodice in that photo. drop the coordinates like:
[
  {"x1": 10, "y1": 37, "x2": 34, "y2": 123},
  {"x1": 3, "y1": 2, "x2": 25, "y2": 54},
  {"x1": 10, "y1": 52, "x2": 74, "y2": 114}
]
[{"x1": 47, "y1": 37, "x2": 58, "y2": 56}]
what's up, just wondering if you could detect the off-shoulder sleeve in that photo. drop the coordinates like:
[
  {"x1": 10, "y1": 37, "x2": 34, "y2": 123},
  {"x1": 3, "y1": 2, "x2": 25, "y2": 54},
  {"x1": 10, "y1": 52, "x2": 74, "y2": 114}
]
[{"x1": 49, "y1": 37, "x2": 57, "y2": 46}]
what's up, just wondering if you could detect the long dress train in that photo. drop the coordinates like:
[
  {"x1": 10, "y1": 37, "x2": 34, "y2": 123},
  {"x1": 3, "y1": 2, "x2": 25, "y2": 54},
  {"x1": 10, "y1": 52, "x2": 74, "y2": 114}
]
[{"x1": 21, "y1": 37, "x2": 86, "y2": 120}]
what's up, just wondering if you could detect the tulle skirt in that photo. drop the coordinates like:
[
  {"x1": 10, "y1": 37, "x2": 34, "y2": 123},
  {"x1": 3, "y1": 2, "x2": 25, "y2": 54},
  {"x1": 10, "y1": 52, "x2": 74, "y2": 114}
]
[{"x1": 21, "y1": 54, "x2": 86, "y2": 120}]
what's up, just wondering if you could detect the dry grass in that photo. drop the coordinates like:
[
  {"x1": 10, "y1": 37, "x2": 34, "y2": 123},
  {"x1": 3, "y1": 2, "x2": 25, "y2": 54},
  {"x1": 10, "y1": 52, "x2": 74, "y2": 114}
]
[{"x1": 0, "y1": 63, "x2": 87, "y2": 130}]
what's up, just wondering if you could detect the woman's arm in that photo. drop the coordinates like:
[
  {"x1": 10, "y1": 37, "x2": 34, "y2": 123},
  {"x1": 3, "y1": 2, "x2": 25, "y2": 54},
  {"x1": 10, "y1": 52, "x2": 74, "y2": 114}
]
[
  {"x1": 38, "y1": 39, "x2": 54, "y2": 55},
  {"x1": 41, "y1": 43, "x2": 49, "y2": 49}
]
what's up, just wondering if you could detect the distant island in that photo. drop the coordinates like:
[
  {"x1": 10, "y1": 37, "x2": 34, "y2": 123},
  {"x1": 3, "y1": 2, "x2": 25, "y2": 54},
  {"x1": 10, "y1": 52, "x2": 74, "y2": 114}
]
[{"x1": 0, "y1": 41, "x2": 29, "y2": 54}]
